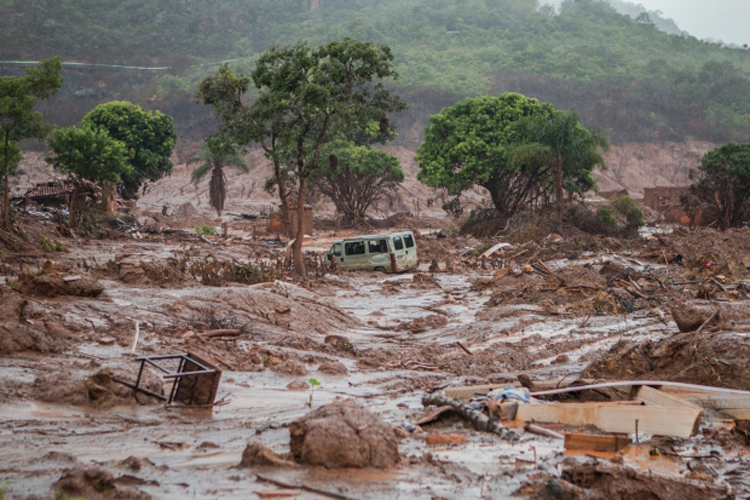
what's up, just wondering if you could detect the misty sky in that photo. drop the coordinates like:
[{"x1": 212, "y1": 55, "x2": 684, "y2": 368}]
[{"x1": 545, "y1": 0, "x2": 750, "y2": 46}]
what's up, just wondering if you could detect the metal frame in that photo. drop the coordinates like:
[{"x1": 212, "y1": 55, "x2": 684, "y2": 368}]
[{"x1": 116, "y1": 353, "x2": 217, "y2": 405}]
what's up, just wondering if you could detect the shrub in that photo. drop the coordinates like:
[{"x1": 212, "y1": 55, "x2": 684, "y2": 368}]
[
  {"x1": 193, "y1": 224, "x2": 216, "y2": 236},
  {"x1": 596, "y1": 206, "x2": 618, "y2": 227},
  {"x1": 611, "y1": 194, "x2": 644, "y2": 229}
]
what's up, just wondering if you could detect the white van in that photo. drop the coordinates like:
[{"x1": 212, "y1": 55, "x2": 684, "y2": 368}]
[{"x1": 326, "y1": 231, "x2": 418, "y2": 273}]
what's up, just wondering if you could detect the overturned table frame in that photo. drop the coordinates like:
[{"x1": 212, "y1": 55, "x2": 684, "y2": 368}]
[{"x1": 117, "y1": 353, "x2": 221, "y2": 406}]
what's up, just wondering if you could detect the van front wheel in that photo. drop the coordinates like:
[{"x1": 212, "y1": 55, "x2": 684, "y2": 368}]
[{"x1": 374, "y1": 266, "x2": 388, "y2": 274}]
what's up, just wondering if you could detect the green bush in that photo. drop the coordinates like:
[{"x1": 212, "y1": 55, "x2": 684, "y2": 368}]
[
  {"x1": 596, "y1": 206, "x2": 618, "y2": 227},
  {"x1": 193, "y1": 224, "x2": 216, "y2": 236},
  {"x1": 611, "y1": 194, "x2": 644, "y2": 229}
]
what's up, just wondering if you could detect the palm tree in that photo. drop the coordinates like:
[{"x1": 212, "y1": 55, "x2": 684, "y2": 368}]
[
  {"x1": 188, "y1": 135, "x2": 248, "y2": 216},
  {"x1": 511, "y1": 110, "x2": 610, "y2": 224}
]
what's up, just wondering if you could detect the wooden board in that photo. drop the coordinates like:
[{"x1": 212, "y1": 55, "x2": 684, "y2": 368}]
[
  {"x1": 443, "y1": 385, "x2": 505, "y2": 401},
  {"x1": 632, "y1": 386, "x2": 702, "y2": 409},
  {"x1": 501, "y1": 402, "x2": 702, "y2": 438},
  {"x1": 564, "y1": 433, "x2": 632, "y2": 452}
]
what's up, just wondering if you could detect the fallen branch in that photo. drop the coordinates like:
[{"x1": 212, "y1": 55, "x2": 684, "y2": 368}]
[
  {"x1": 256, "y1": 474, "x2": 355, "y2": 500},
  {"x1": 694, "y1": 309, "x2": 719, "y2": 334},
  {"x1": 456, "y1": 341, "x2": 474, "y2": 356},
  {"x1": 199, "y1": 329, "x2": 242, "y2": 339},
  {"x1": 422, "y1": 391, "x2": 517, "y2": 441}
]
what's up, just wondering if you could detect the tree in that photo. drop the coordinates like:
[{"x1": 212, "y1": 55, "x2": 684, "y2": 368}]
[
  {"x1": 199, "y1": 38, "x2": 406, "y2": 276},
  {"x1": 198, "y1": 65, "x2": 294, "y2": 233},
  {"x1": 82, "y1": 101, "x2": 176, "y2": 200},
  {"x1": 416, "y1": 93, "x2": 557, "y2": 220},
  {"x1": 687, "y1": 142, "x2": 750, "y2": 229},
  {"x1": 511, "y1": 109, "x2": 610, "y2": 223},
  {"x1": 311, "y1": 142, "x2": 404, "y2": 224},
  {"x1": 0, "y1": 56, "x2": 63, "y2": 228},
  {"x1": 46, "y1": 126, "x2": 132, "y2": 226},
  {"x1": 187, "y1": 135, "x2": 249, "y2": 216}
]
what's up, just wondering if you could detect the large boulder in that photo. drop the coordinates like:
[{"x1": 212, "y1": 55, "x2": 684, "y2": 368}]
[{"x1": 289, "y1": 400, "x2": 400, "y2": 469}]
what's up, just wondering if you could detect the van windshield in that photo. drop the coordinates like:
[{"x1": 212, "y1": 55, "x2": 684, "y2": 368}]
[
  {"x1": 393, "y1": 236, "x2": 403, "y2": 250},
  {"x1": 403, "y1": 234, "x2": 415, "y2": 248},
  {"x1": 368, "y1": 239, "x2": 387, "y2": 254}
]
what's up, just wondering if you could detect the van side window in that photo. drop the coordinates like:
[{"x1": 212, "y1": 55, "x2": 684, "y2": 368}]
[
  {"x1": 393, "y1": 236, "x2": 403, "y2": 250},
  {"x1": 332, "y1": 243, "x2": 342, "y2": 256},
  {"x1": 345, "y1": 241, "x2": 365, "y2": 256},
  {"x1": 368, "y1": 239, "x2": 387, "y2": 254},
  {"x1": 403, "y1": 234, "x2": 415, "y2": 248}
]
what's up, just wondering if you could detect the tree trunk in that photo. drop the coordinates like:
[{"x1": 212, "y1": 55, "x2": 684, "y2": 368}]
[
  {"x1": 2, "y1": 131, "x2": 9, "y2": 230},
  {"x1": 101, "y1": 182, "x2": 117, "y2": 216},
  {"x1": 292, "y1": 175, "x2": 308, "y2": 278},
  {"x1": 556, "y1": 155, "x2": 564, "y2": 226}
]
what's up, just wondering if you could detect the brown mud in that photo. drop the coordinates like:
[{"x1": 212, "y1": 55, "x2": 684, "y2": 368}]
[{"x1": 3, "y1": 220, "x2": 750, "y2": 499}]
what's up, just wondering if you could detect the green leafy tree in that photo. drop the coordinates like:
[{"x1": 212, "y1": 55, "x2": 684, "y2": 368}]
[
  {"x1": 82, "y1": 101, "x2": 176, "y2": 200},
  {"x1": 312, "y1": 142, "x2": 404, "y2": 224},
  {"x1": 687, "y1": 142, "x2": 750, "y2": 229},
  {"x1": 416, "y1": 93, "x2": 556, "y2": 220},
  {"x1": 0, "y1": 56, "x2": 63, "y2": 228},
  {"x1": 199, "y1": 38, "x2": 406, "y2": 276},
  {"x1": 188, "y1": 135, "x2": 249, "y2": 216},
  {"x1": 46, "y1": 126, "x2": 132, "y2": 226},
  {"x1": 511, "y1": 109, "x2": 610, "y2": 223},
  {"x1": 198, "y1": 65, "x2": 295, "y2": 232}
]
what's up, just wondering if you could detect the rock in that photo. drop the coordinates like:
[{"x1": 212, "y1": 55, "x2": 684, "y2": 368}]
[
  {"x1": 671, "y1": 302, "x2": 719, "y2": 332},
  {"x1": 98, "y1": 337, "x2": 117, "y2": 346},
  {"x1": 318, "y1": 361, "x2": 348, "y2": 375},
  {"x1": 54, "y1": 465, "x2": 151, "y2": 500},
  {"x1": 289, "y1": 400, "x2": 400, "y2": 469},
  {"x1": 273, "y1": 360, "x2": 309, "y2": 377},
  {"x1": 324, "y1": 335, "x2": 354, "y2": 352},
  {"x1": 551, "y1": 354, "x2": 570, "y2": 364},
  {"x1": 264, "y1": 356, "x2": 283, "y2": 368},
  {"x1": 287, "y1": 379, "x2": 310, "y2": 391},
  {"x1": 239, "y1": 443, "x2": 296, "y2": 468},
  {"x1": 175, "y1": 202, "x2": 197, "y2": 218}
]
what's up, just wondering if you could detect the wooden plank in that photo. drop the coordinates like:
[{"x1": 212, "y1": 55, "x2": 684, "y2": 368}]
[
  {"x1": 443, "y1": 385, "x2": 503, "y2": 401},
  {"x1": 501, "y1": 402, "x2": 702, "y2": 438},
  {"x1": 530, "y1": 380, "x2": 750, "y2": 398},
  {"x1": 632, "y1": 386, "x2": 702, "y2": 409},
  {"x1": 564, "y1": 433, "x2": 632, "y2": 452}
]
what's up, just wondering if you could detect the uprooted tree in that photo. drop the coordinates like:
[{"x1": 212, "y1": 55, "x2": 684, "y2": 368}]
[
  {"x1": 45, "y1": 126, "x2": 132, "y2": 227},
  {"x1": 199, "y1": 38, "x2": 406, "y2": 277},
  {"x1": 0, "y1": 56, "x2": 63, "y2": 229},
  {"x1": 311, "y1": 141, "x2": 403, "y2": 224},
  {"x1": 82, "y1": 101, "x2": 176, "y2": 200},
  {"x1": 188, "y1": 134, "x2": 249, "y2": 216},
  {"x1": 416, "y1": 93, "x2": 608, "y2": 223},
  {"x1": 685, "y1": 142, "x2": 750, "y2": 229}
]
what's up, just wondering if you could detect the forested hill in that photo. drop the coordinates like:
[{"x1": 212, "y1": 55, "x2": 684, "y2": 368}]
[{"x1": 3, "y1": 0, "x2": 750, "y2": 146}]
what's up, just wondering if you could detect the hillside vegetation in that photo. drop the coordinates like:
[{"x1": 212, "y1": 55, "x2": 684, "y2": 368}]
[{"x1": 2, "y1": 0, "x2": 750, "y2": 145}]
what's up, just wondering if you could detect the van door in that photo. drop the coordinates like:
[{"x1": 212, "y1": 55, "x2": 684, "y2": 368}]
[
  {"x1": 343, "y1": 240, "x2": 367, "y2": 271},
  {"x1": 367, "y1": 238, "x2": 390, "y2": 271},
  {"x1": 391, "y1": 235, "x2": 406, "y2": 271},
  {"x1": 402, "y1": 232, "x2": 418, "y2": 269}
]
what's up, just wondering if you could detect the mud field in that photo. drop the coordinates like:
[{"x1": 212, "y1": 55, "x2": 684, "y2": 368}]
[{"x1": 3, "y1": 219, "x2": 750, "y2": 499}]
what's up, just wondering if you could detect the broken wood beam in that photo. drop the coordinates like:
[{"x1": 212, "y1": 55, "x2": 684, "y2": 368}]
[
  {"x1": 498, "y1": 401, "x2": 701, "y2": 438},
  {"x1": 422, "y1": 391, "x2": 517, "y2": 441},
  {"x1": 564, "y1": 433, "x2": 632, "y2": 452},
  {"x1": 524, "y1": 423, "x2": 564, "y2": 440},
  {"x1": 199, "y1": 329, "x2": 242, "y2": 339}
]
